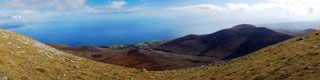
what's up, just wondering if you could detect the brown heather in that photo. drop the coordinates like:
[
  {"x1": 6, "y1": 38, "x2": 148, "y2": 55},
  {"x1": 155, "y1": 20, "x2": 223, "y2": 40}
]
[{"x1": 0, "y1": 29, "x2": 320, "y2": 80}]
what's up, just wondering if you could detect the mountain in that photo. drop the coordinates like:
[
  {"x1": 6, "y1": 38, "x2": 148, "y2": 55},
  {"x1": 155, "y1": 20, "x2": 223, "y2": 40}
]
[
  {"x1": 150, "y1": 30, "x2": 320, "y2": 80},
  {"x1": 48, "y1": 44, "x2": 219, "y2": 71},
  {"x1": 154, "y1": 24, "x2": 293, "y2": 59},
  {"x1": 257, "y1": 21, "x2": 320, "y2": 30},
  {"x1": 273, "y1": 28, "x2": 318, "y2": 36},
  {"x1": 1, "y1": 28, "x2": 320, "y2": 80},
  {"x1": 106, "y1": 49, "x2": 219, "y2": 71}
]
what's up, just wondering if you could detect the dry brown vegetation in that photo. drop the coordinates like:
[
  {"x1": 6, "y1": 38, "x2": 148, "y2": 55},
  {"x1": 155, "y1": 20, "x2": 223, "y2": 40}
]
[
  {"x1": 106, "y1": 49, "x2": 219, "y2": 71},
  {"x1": 1, "y1": 29, "x2": 320, "y2": 80},
  {"x1": 47, "y1": 44, "x2": 127, "y2": 62},
  {"x1": 48, "y1": 44, "x2": 219, "y2": 71}
]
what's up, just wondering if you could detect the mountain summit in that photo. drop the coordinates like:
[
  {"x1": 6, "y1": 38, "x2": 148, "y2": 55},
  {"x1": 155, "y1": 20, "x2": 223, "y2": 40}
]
[
  {"x1": 230, "y1": 24, "x2": 257, "y2": 30},
  {"x1": 154, "y1": 24, "x2": 293, "y2": 59}
]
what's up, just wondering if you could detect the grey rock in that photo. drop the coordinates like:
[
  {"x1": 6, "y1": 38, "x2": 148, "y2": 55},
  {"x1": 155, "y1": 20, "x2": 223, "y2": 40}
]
[
  {"x1": 1, "y1": 76, "x2": 8, "y2": 80},
  {"x1": 312, "y1": 45, "x2": 318, "y2": 48},
  {"x1": 74, "y1": 65, "x2": 80, "y2": 68},
  {"x1": 141, "y1": 68, "x2": 148, "y2": 72}
]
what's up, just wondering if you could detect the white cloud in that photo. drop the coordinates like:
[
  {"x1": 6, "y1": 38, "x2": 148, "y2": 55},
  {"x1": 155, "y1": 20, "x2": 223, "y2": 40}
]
[
  {"x1": 226, "y1": 3, "x2": 251, "y2": 12},
  {"x1": 92, "y1": 1, "x2": 142, "y2": 14},
  {"x1": 125, "y1": 7, "x2": 142, "y2": 12},
  {"x1": 167, "y1": 0, "x2": 320, "y2": 18},
  {"x1": 108, "y1": 1, "x2": 127, "y2": 9},
  {"x1": 14, "y1": 10, "x2": 42, "y2": 15},
  {"x1": 0, "y1": 15, "x2": 27, "y2": 21},
  {"x1": 0, "y1": 0, "x2": 87, "y2": 11},
  {"x1": 0, "y1": 0, "x2": 144, "y2": 23},
  {"x1": 168, "y1": 4, "x2": 224, "y2": 12}
]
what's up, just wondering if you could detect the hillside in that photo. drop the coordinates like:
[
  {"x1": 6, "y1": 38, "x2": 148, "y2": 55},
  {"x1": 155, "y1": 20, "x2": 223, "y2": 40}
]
[
  {"x1": 154, "y1": 24, "x2": 293, "y2": 59},
  {"x1": 106, "y1": 49, "x2": 219, "y2": 71},
  {"x1": 48, "y1": 44, "x2": 219, "y2": 71},
  {"x1": 47, "y1": 44, "x2": 126, "y2": 62},
  {"x1": 0, "y1": 29, "x2": 151, "y2": 80},
  {"x1": 145, "y1": 29, "x2": 320, "y2": 80},
  {"x1": 0, "y1": 29, "x2": 320, "y2": 79}
]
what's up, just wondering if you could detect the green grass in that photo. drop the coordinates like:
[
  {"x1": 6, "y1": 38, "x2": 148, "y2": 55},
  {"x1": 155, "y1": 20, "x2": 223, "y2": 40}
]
[
  {"x1": 0, "y1": 29, "x2": 320, "y2": 80},
  {"x1": 0, "y1": 30, "x2": 142, "y2": 80},
  {"x1": 142, "y1": 30, "x2": 320, "y2": 80}
]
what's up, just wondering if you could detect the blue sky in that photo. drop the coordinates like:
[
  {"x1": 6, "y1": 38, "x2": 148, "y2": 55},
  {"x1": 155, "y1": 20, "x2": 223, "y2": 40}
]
[
  {"x1": 0, "y1": 0, "x2": 320, "y2": 34},
  {"x1": 1, "y1": 0, "x2": 320, "y2": 46}
]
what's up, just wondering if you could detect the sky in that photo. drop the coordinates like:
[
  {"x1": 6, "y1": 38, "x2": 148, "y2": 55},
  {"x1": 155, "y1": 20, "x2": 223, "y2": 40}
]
[{"x1": 0, "y1": 0, "x2": 320, "y2": 34}]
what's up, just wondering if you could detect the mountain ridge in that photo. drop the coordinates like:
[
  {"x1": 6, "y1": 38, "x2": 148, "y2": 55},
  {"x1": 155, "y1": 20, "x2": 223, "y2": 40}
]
[
  {"x1": 154, "y1": 24, "x2": 293, "y2": 59},
  {"x1": 273, "y1": 28, "x2": 318, "y2": 36}
]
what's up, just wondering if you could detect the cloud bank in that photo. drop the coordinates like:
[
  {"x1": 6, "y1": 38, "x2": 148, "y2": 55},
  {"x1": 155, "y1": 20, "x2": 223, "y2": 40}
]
[
  {"x1": 0, "y1": 0, "x2": 87, "y2": 10},
  {"x1": 168, "y1": 0, "x2": 320, "y2": 19},
  {"x1": 0, "y1": 0, "x2": 142, "y2": 22}
]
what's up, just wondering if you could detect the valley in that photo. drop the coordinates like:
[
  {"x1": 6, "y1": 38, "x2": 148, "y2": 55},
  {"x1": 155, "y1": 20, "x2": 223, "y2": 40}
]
[
  {"x1": 48, "y1": 24, "x2": 316, "y2": 72},
  {"x1": 0, "y1": 24, "x2": 320, "y2": 79}
]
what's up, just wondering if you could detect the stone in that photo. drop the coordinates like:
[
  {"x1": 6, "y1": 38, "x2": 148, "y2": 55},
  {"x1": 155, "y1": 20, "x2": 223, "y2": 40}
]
[
  {"x1": 1, "y1": 76, "x2": 8, "y2": 80},
  {"x1": 312, "y1": 45, "x2": 318, "y2": 48},
  {"x1": 47, "y1": 55, "x2": 53, "y2": 58},
  {"x1": 266, "y1": 63, "x2": 272, "y2": 66},
  {"x1": 296, "y1": 38, "x2": 303, "y2": 41},
  {"x1": 63, "y1": 74, "x2": 67, "y2": 78},
  {"x1": 74, "y1": 65, "x2": 80, "y2": 68},
  {"x1": 6, "y1": 42, "x2": 12, "y2": 44},
  {"x1": 69, "y1": 70, "x2": 75, "y2": 73},
  {"x1": 304, "y1": 66, "x2": 313, "y2": 70},
  {"x1": 299, "y1": 42, "x2": 304, "y2": 44},
  {"x1": 141, "y1": 68, "x2": 148, "y2": 72},
  {"x1": 16, "y1": 51, "x2": 25, "y2": 53},
  {"x1": 246, "y1": 70, "x2": 252, "y2": 73},
  {"x1": 16, "y1": 46, "x2": 22, "y2": 48},
  {"x1": 2, "y1": 36, "x2": 8, "y2": 38},
  {"x1": 70, "y1": 60, "x2": 75, "y2": 63},
  {"x1": 38, "y1": 50, "x2": 44, "y2": 53}
]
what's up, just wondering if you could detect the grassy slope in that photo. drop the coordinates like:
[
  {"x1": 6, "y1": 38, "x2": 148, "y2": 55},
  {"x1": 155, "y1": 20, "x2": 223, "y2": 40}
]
[
  {"x1": 144, "y1": 31, "x2": 320, "y2": 80},
  {"x1": 1, "y1": 29, "x2": 320, "y2": 80},
  {"x1": 0, "y1": 30, "x2": 146, "y2": 80}
]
